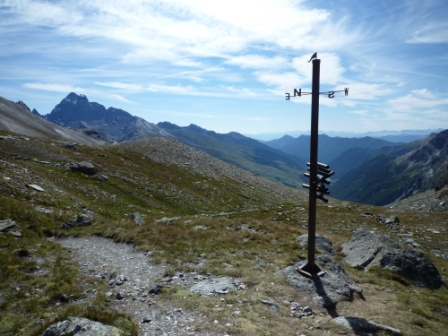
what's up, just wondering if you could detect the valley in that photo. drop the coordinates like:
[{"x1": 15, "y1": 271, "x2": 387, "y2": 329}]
[{"x1": 0, "y1": 94, "x2": 447, "y2": 335}]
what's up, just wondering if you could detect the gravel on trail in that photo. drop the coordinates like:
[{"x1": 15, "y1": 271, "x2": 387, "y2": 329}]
[{"x1": 55, "y1": 236, "x2": 226, "y2": 336}]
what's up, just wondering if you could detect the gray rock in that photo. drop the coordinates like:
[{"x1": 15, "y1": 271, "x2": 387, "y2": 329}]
[
  {"x1": 40, "y1": 316, "x2": 125, "y2": 335},
  {"x1": 94, "y1": 174, "x2": 108, "y2": 182},
  {"x1": 371, "y1": 248, "x2": 443, "y2": 288},
  {"x1": 26, "y1": 184, "x2": 45, "y2": 192},
  {"x1": 35, "y1": 206, "x2": 53, "y2": 214},
  {"x1": 332, "y1": 316, "x2": 401, "y2": 335},
  {"x1": 189, "y1": 277, "x2": 239, "y2": 296},
  {"x1": 342, "y1": 229, "x2": 399, "y2": 268},
  {"x1": 282, "y1": 255, "x2": 362, "y2": 309},
  {"x1": 64, "y1": 143, "x2": 78, "y2": 150},
  {"x1": 61, "y1": 214, "x2": 92, "y2": 229},
  {"x1": 70, "y1": 161, "x2": 98, "y2": 175},
  {"x1": 0, "y1": 219, "x2": 16, "y2": 232},
  {"x1": 343, "y1": 229, "x2": 443, "y2": 288},
  {"x1": 155, "y1": 217, "x2": 180, "y2": 225},
  {"x1": 261, "y1": 300, "x2": 280, "y2": 314},
  {"x1": 130, "y1": 212, "x2": 145, "y2": 225},
  {"x1": 372, "y1": 214, "x2": 401, "y2": 229},
  {"x1": 297, "y1": 233, "x2": 336, "y2": 256},
  {"x1": 8, "y1": 230, "x2": 22, "y2": 237}
]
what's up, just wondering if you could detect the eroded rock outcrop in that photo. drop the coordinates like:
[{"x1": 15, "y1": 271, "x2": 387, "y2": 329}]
[
  {"x1": 342, "y1": 229, "x2": 444, "y2": 288},
  {"x1": 40, "y1": 316, "x2": 124, "y2": 336}
]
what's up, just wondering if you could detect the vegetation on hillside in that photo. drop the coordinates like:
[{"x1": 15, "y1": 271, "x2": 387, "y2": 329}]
[{"x1": 0, "y1": 130, "x2": 447, "y2": 336}]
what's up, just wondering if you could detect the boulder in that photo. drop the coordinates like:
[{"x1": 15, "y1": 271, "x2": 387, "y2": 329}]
[
  {"x1": 343, "y1": 229, "x2": 443, "y2": 288},
  {"x1": 342, "y1": 229, "x2": 399, "y2": 268},
  {"x1": 282, "y1": 255, "x2": 362, "y2": 309},
  {"x1": 40, "y1": 316, "x2": 125, "y2": 336},
  {"x1": 61, "y1": 214, "x2": 92, "y2": 229},
  {"x1": 26, "y1": 184, "x2": 45, "y2": 192},
  {"x1": 296, "y1": 233, "x2": 336, "y2": 256},
  {"x1": 70, "y1": 161, "x2": 98, "y2": 175},
  {"x1": 130, "y1": 212, "x2": 145, "y2": 225},
  {"x1": 371, "y1": 248, "x2": 443, "y2": 288},
  {"x1": 189, "y1": 277, "x2": 240, "y2": 296},
  {"x1": 261, "y1": 300, "x2": 280, "y2": 314},
  {"x1": 0, "y1": 219, "x2": 16, "y2": 232}
]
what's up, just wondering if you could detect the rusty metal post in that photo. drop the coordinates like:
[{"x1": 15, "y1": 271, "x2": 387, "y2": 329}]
[
  {"x1": 298, "y1": 58, "x2": 323, "y2": 277},
  {"x1": 285, "y1": 53, "x2": 347, "y2": 277}
]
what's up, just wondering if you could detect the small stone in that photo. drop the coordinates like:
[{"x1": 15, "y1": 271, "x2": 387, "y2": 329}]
[
  {"x1": 116, "y1": 292, "x2": 124, "y2": 300},
  {"x1": 8, "y1": 230, "x2": 22, "y2": 237}
]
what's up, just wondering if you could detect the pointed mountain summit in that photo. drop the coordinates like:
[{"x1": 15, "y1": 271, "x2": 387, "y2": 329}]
[{"x1": 46, "y1": 93, "x2": 172, "y2": 142}]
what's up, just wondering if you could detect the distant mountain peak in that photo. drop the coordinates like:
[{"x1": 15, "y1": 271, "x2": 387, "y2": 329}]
[
  {"x1": 63, "y1": 92, "x2": 89, "y2": 105},
  {"x1": 45, "y1": 93, "x2": 171, "y2": 142},
  {"x1": 157, "y1": 121, "x2": 181, "y2": 130},
  {"x1": 186, "y1": 124, "x2": 208, "y2": 133}
]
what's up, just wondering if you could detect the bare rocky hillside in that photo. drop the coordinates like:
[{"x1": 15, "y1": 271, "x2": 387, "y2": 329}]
[{"x1": 0, "y1": 96, "x2": 106, "y2": 145}]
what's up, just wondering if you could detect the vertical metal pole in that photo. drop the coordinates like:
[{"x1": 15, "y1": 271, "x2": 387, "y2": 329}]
[{"x1": 299, "y1": 58, "x2": 322, "y2": 276}]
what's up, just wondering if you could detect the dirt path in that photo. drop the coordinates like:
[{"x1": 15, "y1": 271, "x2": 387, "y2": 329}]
[{"x1": 56, "y1": 236, "x2": 223, "y2": 336}]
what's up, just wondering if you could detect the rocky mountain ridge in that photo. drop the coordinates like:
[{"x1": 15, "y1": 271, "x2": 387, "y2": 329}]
[
  {"x1": 44, "y1": 92, "x2": 172, "y2": 142},
  {"x1": 332, "y1": 130, "x2": 448, "y2": 206},
  {"x1": 157, "y1": 121, "x2": 307, "y2": 188},
  {"x1": 0, "y1": 96, "x2": 106, "y2": 146}
]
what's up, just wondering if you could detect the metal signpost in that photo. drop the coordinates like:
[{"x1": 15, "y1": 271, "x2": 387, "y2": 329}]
[{"x1": 286, "y1": 52, "x2": 348, "y2": 277}]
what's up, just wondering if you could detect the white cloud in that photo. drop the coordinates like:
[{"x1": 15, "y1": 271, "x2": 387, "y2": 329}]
[
  {"x1": 348, "y1": 110, "x2": 368, "y2": 116},
  {"x1": 23, "y1": 82, "x2": 85, "y2": 93},
  {"x1": 344, "y1": 83, "x2": 394, "y2": 101},
  {"x1": 406, "y1": 21, "x2": 448, "y2": 44},
  {"x1": 388, "y1": 89, "x2": 448, "y2": 112},
  {"x1": 255, "y1": 71, "x2": 306, "y2": 91},
  {"x1": 225, "y1": 55, "x2": 288, "y2": 70},
  {"x1": 291, "y1": 53, "x2": 345, "y2": 85},
  {"x1": 95, "y1": 82, "x2": 144, "y2": 91},
  {"x1": 3, "y1": 0, "x2": 357, "y2": 64},
  {"x1": 109, "y1": 94, "x2": 132, "y2": 104}
]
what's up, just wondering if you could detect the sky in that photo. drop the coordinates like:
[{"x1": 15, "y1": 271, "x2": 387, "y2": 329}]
[{"x1": 1, "y1": 0, "x2": 447, "y2": 137}]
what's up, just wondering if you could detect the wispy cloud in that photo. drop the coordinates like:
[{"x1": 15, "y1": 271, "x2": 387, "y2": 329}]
[
  {"x1": 2, "y1": 0, "x2": 447, "y2": 134},
  {"x1": 388, "y1": 89, "x2": 448, "y2": 112},
  {"x1": 348, "y1": 110, "x2": 369, "y2": 116},
  {"x1": 23, "y1": 82, "x2": 85, "y2": 93},
  {"x1": 406, "y1": 21, "x2": 448, "y2": 44},
  {"x1": 95, "y1": 82, "x2": 144, "y2": 91}
]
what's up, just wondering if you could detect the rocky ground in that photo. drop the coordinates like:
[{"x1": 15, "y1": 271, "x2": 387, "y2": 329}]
[
  {"x1": 54, "y1": 235, "x2": 238, "y2": 336},
  {"x1": 388, "y1": 188, "x2": 448, "y2": 211}
]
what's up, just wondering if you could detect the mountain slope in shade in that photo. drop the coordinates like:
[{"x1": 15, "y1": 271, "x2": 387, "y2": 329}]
[
  {"x1": 157, "y1": 122, "x2": 307, "y2": 188},
  {"x1": 0, "y1": 96, "x2": 106, "y2": 145},
  {"x1": 266, "y1": 134, "x2": 399, "y2": 163},
  {"x1": 45, "y1": 93, "x2": 172, "y2": 142},
  {"x1": 328, "y1": 139, "x2": 424, "y2": 179},
  {"x1": 332, "y1": 130, "x2": 448, "y2": 205}
]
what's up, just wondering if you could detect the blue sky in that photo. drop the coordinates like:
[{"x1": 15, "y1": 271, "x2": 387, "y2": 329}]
[{"x1": 1, "y1": 0, "x2": 447, "y2": 136}]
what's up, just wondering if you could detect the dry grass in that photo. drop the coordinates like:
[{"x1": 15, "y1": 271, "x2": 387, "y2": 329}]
[{"x1": 1, "y1": 131, "x2": 447, "y2": 335}]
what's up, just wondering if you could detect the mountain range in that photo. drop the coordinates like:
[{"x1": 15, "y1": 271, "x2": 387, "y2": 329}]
[
  {"x1": 42, "y1": 92, "x2": 171, "y2": 142},
  {"x1": 331, "y1": 130, "x2": 448, "y2": 205},
  {"x1": 249, "y1": 129, "x2": 444, "y2": 142},
  {"x1": 2, "y1": 92, "x2": 447, "y2": 207}
]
